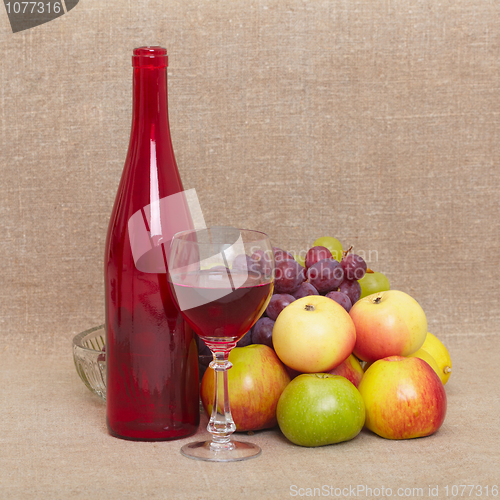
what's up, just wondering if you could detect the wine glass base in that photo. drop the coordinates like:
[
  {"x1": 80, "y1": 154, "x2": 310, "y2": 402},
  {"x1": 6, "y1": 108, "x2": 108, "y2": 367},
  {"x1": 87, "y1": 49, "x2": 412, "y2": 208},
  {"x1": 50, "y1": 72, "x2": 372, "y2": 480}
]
[{"x1": 180, "y1": 440, "x2": 262, "y2": 462}]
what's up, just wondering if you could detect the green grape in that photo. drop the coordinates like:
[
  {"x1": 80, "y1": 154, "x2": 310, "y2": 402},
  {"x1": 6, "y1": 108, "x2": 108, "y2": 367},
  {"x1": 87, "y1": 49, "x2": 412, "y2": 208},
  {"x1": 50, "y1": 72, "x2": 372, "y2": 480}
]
[
  {"x1": 294, "y1": 253, "x2": 306, "y2": 267},
  {"x1": 358, "y1": 271, "x2": 390, "y2": 299},
  {"x1": 312, "y1": 236, "x2": 343, "y2": 261}
]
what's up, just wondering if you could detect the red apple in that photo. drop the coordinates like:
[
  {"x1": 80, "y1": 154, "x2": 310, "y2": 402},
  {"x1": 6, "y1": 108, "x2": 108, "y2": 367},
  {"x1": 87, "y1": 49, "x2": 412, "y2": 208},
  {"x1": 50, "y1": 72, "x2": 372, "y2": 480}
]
[
  {"x1": 273, "y1": 295, "x2": 356, "y2": 373},
  {"x1": 350, "y1": 290, "x2": 428, "y2": 362},
  {"x1": 200, "y1": 344, "x2": 290, "y2": 432},
  {"x1": 328, "y1": 354, "x2": 364, "y2": 388},
  {"x1": 358, "y1": 355, "x2": 447, "y2": 439},
  {"x1": 286, "y1": 355, "x2": 364, "y2": 387}
]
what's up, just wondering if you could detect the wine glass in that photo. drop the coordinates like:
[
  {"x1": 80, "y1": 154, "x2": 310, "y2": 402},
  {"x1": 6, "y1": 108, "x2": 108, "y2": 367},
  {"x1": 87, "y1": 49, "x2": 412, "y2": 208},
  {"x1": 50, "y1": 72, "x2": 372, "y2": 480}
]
[{"x1": 167, "y1": 227, "x2": 274, "y2": 462}]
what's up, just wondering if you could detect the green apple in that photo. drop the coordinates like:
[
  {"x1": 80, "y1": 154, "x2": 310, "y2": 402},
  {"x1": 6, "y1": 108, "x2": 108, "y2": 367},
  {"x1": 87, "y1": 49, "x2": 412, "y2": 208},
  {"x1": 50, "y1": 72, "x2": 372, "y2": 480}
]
[
  {"x1": 200, "y1": 344, "x2": 290, "y2": 432},
  {"x1": 276, "y1": 373, "x2": 365, "y2": 447},
  {"x1": 358, "y1": 355, "x2": 447, "y2": 439},
  {"x1": 358, "y1": 270, "x2": 390, "y2": 299},
  {"x1": 273, "y1": 295, "x2": 356, "y2": 373},
  {"x1": 350, "y1": 290, "x2": 428, "y2": 362}
]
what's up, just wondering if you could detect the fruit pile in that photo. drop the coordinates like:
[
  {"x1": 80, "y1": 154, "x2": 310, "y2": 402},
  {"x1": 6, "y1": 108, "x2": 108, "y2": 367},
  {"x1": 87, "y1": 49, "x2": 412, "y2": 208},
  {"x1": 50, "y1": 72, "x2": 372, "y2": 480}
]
[
  {"x1": 252, "y1": 236, "x2": 389, "y2": 349},
  {"x1": 198, "y1": 237, "x2": 389, "y2": 365},
  {"x1": 199, "y1": 236, "x2": 453, "y2": 447}
]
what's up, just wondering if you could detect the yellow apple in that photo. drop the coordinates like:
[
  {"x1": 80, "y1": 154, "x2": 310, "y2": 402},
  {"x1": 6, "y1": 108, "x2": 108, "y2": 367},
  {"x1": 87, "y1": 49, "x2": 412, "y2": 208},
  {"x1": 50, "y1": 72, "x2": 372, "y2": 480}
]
[
  {"x1": 272, "y1": 295, "x2": 356, "y2": 373},
  {"x1": 358, "y1": 355, "x2": 447, "y2": 439},
  {"x1": 350, "y1": 290, "x2": 427, "y2": 362}
]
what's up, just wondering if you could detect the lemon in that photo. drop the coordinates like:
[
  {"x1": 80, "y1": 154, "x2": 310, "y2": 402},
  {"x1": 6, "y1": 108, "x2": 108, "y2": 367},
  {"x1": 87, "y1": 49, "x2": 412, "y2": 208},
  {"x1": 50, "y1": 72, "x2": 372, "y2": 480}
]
[
  {"x1": 420, "y1": 332, "x2": 452, "y2": 385},
  {"x1": 408, "y1": 348, "x2": 441, "y2": 381}
]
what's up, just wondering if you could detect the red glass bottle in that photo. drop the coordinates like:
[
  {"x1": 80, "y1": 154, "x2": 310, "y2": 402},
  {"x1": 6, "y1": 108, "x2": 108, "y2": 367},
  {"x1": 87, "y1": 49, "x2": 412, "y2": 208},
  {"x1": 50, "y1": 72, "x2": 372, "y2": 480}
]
[{"x1": 104, "y1": 47, "x2": 200, "y2": 440}]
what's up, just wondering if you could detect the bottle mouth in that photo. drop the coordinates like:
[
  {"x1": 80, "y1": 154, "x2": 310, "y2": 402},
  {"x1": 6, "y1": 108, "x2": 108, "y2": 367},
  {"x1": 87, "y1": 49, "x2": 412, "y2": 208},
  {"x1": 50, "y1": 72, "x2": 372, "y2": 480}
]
[{"x1": 132, "y1": 46, "x2": 168, "y2": 68}]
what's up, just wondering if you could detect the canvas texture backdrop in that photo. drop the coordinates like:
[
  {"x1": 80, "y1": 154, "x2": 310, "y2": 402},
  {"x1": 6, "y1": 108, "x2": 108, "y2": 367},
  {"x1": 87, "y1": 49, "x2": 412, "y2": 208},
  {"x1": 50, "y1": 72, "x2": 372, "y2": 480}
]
[
  {"x1": 1, "y1": 2, "x2": 500, "y2": 499},
  {"x1": 0, "y1": 1, "x2": 498, "y2": 347}
]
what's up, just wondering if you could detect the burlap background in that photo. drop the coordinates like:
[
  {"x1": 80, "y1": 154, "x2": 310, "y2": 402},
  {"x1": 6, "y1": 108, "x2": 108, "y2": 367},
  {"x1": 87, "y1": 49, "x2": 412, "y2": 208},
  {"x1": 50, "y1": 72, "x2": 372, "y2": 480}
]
[
  {"x1": 1, "y1": 0, "x2": 498, "y2": 352},
  {"x1": 1, "y1": 2, "x2": 499, "y2": 498}
]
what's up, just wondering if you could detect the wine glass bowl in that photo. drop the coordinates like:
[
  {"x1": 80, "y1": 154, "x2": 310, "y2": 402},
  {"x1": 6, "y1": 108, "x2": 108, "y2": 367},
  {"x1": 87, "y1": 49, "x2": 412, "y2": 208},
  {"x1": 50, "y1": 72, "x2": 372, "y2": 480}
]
[{"x1": 168, "y1": 227, "x2": 274, "y2": 461}]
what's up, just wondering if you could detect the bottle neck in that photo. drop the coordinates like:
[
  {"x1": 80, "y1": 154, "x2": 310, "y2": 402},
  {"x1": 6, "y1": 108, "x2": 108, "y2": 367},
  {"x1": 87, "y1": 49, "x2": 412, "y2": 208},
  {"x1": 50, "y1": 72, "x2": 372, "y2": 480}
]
[{"x1": 130, "y1": 67, "x2": 171, "y2": 144}]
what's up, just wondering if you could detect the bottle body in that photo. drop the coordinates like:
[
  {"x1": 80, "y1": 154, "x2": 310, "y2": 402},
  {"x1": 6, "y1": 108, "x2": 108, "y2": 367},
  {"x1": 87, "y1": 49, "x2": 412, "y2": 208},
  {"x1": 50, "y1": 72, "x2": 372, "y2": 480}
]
[{"x1": 104, "y1": 47, "x2": 200, "y2": 440}]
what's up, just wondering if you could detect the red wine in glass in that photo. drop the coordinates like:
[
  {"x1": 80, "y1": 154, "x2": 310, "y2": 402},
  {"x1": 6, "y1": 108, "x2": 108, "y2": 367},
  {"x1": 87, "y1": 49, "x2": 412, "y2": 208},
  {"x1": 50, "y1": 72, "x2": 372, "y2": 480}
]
[{"x1": 169, "y1": 270, "x2": 272, "y2": 347}]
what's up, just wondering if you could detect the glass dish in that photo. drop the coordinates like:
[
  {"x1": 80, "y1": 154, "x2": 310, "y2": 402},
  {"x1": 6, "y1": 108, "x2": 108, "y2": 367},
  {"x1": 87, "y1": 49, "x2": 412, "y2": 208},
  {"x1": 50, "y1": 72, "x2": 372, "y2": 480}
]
[
  {"x1": 73, "y1": 325, "x2": 106, "y2": 401},
  {"x1": 73, "y1": 325, "x2": 210, "y2": 406}
]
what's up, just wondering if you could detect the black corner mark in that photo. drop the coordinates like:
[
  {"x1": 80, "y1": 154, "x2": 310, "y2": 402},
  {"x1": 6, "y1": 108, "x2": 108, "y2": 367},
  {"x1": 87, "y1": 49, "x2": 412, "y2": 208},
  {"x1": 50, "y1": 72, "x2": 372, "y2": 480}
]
[
  {"x1": 4, "y1": 0, "x2": 80, "y2": 33},
  {"x1": 64, "y1": 0, "x2": 78, "y2": 12}
]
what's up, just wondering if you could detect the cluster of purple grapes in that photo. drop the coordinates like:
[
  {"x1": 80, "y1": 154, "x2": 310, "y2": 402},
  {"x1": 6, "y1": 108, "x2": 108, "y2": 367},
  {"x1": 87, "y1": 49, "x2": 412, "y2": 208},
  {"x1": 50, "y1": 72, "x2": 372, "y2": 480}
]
[
  {"x1": 243, "y1": 245, "x2": 367, "y2": 349},
  {"x1": 197, "y1": 244, "x2": 367, "y2": 378}
]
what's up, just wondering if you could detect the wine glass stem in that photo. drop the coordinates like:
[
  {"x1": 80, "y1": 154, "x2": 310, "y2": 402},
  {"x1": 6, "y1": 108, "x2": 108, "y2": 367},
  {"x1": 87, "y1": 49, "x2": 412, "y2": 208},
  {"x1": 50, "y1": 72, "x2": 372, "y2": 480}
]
[{"x1": 207, "y1": 350, "x2": 236, "y2": 450}]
